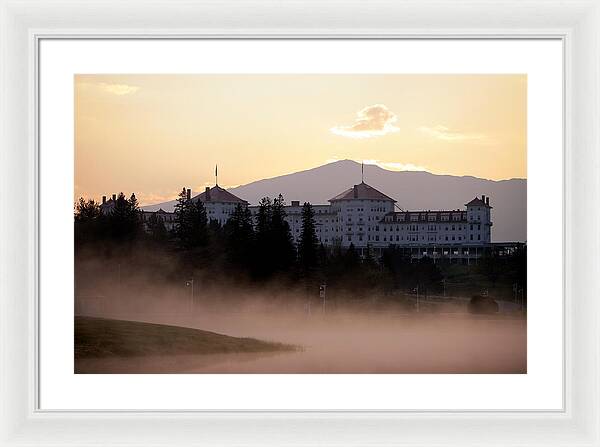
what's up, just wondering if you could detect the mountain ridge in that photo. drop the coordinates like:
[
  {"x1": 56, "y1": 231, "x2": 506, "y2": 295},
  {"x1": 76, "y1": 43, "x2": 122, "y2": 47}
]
[{"x1": 142, "y1": 160, "x2": 526, "y2": 242}]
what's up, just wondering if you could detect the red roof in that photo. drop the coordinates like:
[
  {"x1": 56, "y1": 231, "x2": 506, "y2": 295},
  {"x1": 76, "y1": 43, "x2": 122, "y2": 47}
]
[
  {"x1": 193, "y1": 185, "x2": 247, "y2": 204},
  {"x1": 465, "y1": 197, "x2": 492, "y2": 208},
  {"x1": 329, "y1": 182, "x2": 396, "y2": 202}
]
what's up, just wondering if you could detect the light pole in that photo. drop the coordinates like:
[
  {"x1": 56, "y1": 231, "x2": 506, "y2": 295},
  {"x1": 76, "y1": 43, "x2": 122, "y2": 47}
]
[
  {"x1": 414, "y1": 286, "x2": 420, "y2": 313},
  {"x1": 319, "y1": 284, "x2": 327, "y2": 314},
  {"x1": 185, "y1": 278, "x2": 194, "y2": 313}
]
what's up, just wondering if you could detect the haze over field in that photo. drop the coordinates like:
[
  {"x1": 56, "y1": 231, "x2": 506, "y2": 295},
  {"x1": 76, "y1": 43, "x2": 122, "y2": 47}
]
[
  {"x1": 74, "y1": 270, "x2": 526, "y2": 374},
  {"x1": 143, "y1": 160, "x2": 526, "y2": 242}
]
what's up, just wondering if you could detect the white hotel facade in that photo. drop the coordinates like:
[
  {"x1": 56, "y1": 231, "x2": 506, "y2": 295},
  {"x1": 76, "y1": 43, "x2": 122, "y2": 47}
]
[{"x1": 104, "y1": 181, "x2": 494, "y2": 262}]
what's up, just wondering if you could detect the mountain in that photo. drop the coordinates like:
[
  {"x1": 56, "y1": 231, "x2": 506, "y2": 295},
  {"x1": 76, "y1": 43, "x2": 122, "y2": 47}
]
[{"x1": 142, "y1": 160, "x2": 526, "y2": 242}]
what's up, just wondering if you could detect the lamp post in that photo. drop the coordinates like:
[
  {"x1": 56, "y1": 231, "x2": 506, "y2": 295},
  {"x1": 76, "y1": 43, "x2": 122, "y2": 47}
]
[
  {"x1": 185, "y1": 278, "x2": 194, "y2": 313},
  {"x1": 319, "y1": 284, "x2": 327, "y2": 314},
  {"x1": 414, "y1": 286, "x2": 420, "y2": 313}
]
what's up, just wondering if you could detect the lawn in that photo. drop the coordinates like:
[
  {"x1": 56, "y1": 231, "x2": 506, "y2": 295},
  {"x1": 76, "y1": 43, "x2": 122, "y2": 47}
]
[{"x1": 75, "y1": 316, "x2": 296, "y2": 359}]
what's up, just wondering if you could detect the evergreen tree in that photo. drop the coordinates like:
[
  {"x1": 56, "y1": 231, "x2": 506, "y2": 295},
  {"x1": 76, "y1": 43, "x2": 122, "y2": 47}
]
[
  {"x1": 253, "y1": 195, "x2": 295, "y2": 277},
  {"x1": 344, "y1": 243, "x2": 361, "y2": 271},
  {"x1": 109, "y1": 192, "x2": 140, "y2": 241},
  {"x1": 147, "y1": 213, "x2": 168, "y2": 242},
  {"x1": 224, "y1": 204, "x2": 255, "y2": 270},
  {"x1": 74, "y1": 197, "x2": 104, "y2": 245},
  {"x1": 174, "y1": 188, "x2": 208, "y2": 250},
  {"x1": 74, "y1": 198, "x2": 102, "y2": 222},
  {"x1": 254, "y1": 197, "x2": 273, "y2": 277},
  {"x1": 271, "y1": 194, "x2": 296, "y2": 272},
  {"x1": 188, "y1": 199, "x2": 208, "y2": 248},
  {"x1": 298, "y1": 202, "x2": 319, "y2": 274},
  {"x1": 174, "y1": 187, "x2": 190, "y2": 244},
  {"x1": 255, "y1": 197, "x2": 272, "y2": 242}
]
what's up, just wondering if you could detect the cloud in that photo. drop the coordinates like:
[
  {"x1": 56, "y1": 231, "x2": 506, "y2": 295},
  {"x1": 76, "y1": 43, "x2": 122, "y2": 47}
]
[
  {"x1": 418, "y1": 125, "x2": 484, "y2": 141},
  {"x1": 326, "y1": 157, "x2": 427, "y2": 172},
  {"x1": 78, "y1": 81, "x2": 140, "y2": 96},
  {"x1": 98, "y1": 82, "x2": 140, "y2": 96},
  {"x1": 331, "y1": 104, "x2": 399, "y2": 139},
  {"x1": 362, "y1": 159, "x2": 427, "y2": 172}
]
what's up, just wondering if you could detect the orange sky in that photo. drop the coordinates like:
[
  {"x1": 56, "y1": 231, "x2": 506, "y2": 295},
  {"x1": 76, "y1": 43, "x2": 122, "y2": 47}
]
[{"x1": 75, "y1": 74, "x2": 526, "y2": 205}]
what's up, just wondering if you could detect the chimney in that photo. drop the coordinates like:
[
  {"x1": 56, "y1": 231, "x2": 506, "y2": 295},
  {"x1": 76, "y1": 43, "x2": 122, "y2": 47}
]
[
  {"x1": 291, "y1": 200, "x2": 300, "y2": 207},
  {"x1": 112, "y1": 194, "x2": 116, "y2": 201},
  {"x1": 353, "y1": 185, "x2": 358, "y2": 199},
  {"x1": 481, "y1": 194, "x2": 485, "y2": 202},
  {"x1": 102, "y1": 196, "x2": 106, "y2": 204},
  {"x1": 205, "y1": 186, "x2": 211, "y2": 202},
  {"x1": 486, "y1": 197, "x2": 490, "y2": 206},
  {"x1": 186, "y1": 188, "x2": 191, "y2": 200}
]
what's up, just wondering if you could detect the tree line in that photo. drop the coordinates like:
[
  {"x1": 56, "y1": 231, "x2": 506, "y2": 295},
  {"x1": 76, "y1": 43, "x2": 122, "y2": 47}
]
[{"x1": 74, "y1": 189, "x2": 525, "y2": 300}]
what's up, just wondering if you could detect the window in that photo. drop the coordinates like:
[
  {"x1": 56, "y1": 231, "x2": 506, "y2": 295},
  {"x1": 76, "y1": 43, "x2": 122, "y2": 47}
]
[{"x1": 347, "y1": 235, "x2": 351, "y2": 241}]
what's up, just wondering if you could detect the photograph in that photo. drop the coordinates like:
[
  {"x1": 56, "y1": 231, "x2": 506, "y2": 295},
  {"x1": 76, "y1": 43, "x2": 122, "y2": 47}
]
[{"x1": 73, "y1": 73, "x2": 527, "y2": 374}]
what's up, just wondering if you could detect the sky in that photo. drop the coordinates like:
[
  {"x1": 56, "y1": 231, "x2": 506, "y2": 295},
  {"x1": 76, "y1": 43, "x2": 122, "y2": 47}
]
[{"x1": 75, "y1": 74, "x2": 526, "y2": 205}]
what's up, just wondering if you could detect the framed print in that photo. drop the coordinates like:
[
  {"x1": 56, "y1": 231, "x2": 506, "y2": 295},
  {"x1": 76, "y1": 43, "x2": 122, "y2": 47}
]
[{"x1": 1, "y1": 0, "x2": 599, "y2": 446}]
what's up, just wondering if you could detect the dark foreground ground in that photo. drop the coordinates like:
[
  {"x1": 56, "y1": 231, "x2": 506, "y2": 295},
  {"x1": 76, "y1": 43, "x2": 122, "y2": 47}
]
[{"x1": 75, "y1": 316, "x2": 296, "y2": 372}]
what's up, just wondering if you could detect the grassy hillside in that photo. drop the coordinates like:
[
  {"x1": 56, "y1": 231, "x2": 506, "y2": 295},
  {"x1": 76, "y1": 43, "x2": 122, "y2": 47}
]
[{"x1": 75, "y1": 316, "x2": 296, "y2": 359}]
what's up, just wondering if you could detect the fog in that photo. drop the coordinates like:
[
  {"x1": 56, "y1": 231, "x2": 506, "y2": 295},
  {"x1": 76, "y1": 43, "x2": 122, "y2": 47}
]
[{"x1": 75, "y1": 257, "x2": 526, "y2": 374}]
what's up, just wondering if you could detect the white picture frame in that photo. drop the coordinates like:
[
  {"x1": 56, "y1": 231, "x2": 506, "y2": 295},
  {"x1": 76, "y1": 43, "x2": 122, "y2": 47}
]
[{"x1": 1, "y1": 0, "x2": 599, "y2": 445}]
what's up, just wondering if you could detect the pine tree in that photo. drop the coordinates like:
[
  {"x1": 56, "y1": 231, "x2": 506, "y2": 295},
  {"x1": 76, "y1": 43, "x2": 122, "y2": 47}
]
[
  {"x1": 188, "y1": 199, "x2": 208, "y2": 248},
  {"x1": 109, "y1": 192, "x2": 140, "y2": 241},
  {"x1": 224, "y1": 203, "x2": 255, "y2": 270},
  {"x1": 174, "y1": 187, "x2": 190, "y2": 245},
  {"x1": 174, "y1": 188, "x2": 208, "y2": 250},
  {"x1": 254, "y1": 197, "x2": 273, "y2": 277},
  {"x1": 298, "y1": 202, "x2": 319, "y2": 275},
  {"x1": 147, "y1": 213, "x2": 168, "y2": 242},
  {"x1": 74, "y1": 197, "x2": 104, "y2": 245},
  {"x1": 344, "y1": 243, "x2": 360, "y2": 270},
  {"x1": 271, "y1": 194, "x2": 295, "y2": 272},
  {"x1": 255, "y1": 197, "x2": 272, "y2": 242},
  {"x1": 74, "y1": 198, "x2": 102, "y2": 222}
]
